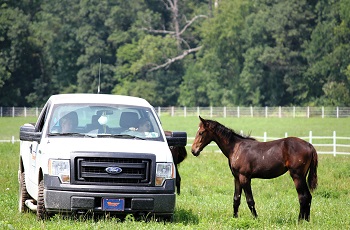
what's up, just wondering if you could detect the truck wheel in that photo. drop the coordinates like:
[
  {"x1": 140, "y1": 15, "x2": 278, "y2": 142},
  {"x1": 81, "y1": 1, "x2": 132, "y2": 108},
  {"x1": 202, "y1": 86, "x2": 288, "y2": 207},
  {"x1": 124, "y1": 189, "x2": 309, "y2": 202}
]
[
  {"x1": 37, "y1": 179, "x2": 48, "y2": 220},
  {"x1": 19, "y1": 172, "x2": 30, "y2": 213}
]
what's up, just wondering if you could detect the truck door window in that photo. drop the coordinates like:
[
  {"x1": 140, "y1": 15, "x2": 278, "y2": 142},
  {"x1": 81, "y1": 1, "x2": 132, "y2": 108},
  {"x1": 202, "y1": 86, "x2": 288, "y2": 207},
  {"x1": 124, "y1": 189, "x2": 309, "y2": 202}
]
[{"x1": 36, "y1": 103, "x2": 50, "y2": 132}]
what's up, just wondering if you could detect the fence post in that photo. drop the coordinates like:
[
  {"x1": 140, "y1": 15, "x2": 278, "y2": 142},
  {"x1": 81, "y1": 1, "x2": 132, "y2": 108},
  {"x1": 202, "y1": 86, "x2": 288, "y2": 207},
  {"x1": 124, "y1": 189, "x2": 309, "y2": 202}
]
[
  {"x1": 285, "y1": 132, "x2": 288, "y2": 138},
  {"x1": 158, "y1": 107, "x2": 161, "y2": 117},
  {"x1": 322, "y1": 106, "x2": 324, "y2": 118},
  {"x1": 210, "y1": 106, "x2": 213, "y2": 118},
  {"x1": 337, "y1": 107, "x2": 339, "y2": 118},
  {"x1": 197, "y1": 107, "x2": 200, "y2": 117},
  {"x1": 12, "y1": 136, "x2": 15, "y2": 144},
  {"x1": 265, "y1": 106, "x2": 268, "y2": 118},
  {"x1": 171, "y1": 106, "x2": 174, "y2": 117},
  {"x1": 237, "y1": 106, "x2": 240, "y2": 118},
  {"x1": 309, "y1": 131, "x2": 312, "y2": 144},
  {"x1": 279, "y1": 106, "x2": 282, "y2": 118},
  {"x1": 224, "y1": 106, "x2": 226, "y2": 118},
  {"x1": 264, "y1": 132, "x2": 267, "y2": 142},
  {"x1": 12, "y1": 107, "x2": 15, "y2": 117},
  {"x1": 184, "y1": 106, "x2": 187, "y2": 117},
  {"x1": 307, "y1": 106, "x2": 310, "y2": 118},
  {"x1": 333, "y1": 131, "x2": 336, "y2": 156},
  {"x1": 250, "y1": 106, "x2": 253, "y2": 117},
  {"x1": 293, "y1": 106, "x2": 295, "y2": 118}
]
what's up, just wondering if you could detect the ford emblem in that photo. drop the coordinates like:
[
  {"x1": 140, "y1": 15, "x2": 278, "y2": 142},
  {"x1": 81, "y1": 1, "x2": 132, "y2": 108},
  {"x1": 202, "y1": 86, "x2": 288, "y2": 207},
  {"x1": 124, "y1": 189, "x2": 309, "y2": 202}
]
[{"x1": 105, "y1": 166, "x2": 122, "y2": 174}]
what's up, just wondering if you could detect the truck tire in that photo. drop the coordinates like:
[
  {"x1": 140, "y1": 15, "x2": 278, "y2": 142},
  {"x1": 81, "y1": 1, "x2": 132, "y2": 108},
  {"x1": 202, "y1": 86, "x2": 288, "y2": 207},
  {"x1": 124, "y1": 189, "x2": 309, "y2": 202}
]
[
  {"x1": 19, "y1": 172, "x2": 30, "y2": 213},
  {"x1": 37, "y1": 179, "x2": 48, "y2": 220}
]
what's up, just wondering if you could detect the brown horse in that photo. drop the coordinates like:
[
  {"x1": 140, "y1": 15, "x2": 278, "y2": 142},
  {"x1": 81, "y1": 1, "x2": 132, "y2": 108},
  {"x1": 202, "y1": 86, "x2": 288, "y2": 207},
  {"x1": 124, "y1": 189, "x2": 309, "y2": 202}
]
[
  {"x1": 191, "y1": 116, "x2": 318, "y2": 221},
  {"x1": 165, "y1": 131, "x2": 188, "y2": 195}
]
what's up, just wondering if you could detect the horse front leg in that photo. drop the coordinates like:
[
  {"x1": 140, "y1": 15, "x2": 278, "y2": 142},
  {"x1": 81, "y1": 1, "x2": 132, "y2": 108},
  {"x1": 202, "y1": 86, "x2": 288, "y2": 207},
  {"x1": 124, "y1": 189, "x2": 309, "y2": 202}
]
[
  {"x1": 233, "y1": 177, "x2": 242, "y2": 218},
  {"x1": 240, "y1": 175, "x2": 258, "y2": 218}
]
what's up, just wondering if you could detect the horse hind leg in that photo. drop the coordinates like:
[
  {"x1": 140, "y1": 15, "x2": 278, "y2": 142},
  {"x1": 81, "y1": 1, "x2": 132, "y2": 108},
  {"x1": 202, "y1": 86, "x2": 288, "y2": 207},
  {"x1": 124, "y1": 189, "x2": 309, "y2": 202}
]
[
  {"x1": 292, "y1": 174, "x2": 312, "y2": 221},
  {"x1": 243, "y1": 185, "x2": 258, "y2": 218}
]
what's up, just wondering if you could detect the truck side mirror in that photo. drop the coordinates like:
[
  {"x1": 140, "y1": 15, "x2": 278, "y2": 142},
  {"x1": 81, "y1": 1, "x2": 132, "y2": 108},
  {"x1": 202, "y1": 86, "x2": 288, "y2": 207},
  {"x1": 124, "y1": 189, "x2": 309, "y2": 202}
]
[
  {"x1": 20, "y1": 124, "x2": 42, "y2": 143},
  {"x1": 165, "y1": 131, "x2": 187, "y2": 147}
]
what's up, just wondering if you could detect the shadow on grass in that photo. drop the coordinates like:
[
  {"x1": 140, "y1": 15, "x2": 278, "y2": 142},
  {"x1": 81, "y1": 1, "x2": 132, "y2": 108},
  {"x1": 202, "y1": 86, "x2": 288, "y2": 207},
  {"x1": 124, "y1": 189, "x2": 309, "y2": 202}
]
[{"x1": 173, "y1": 208, "x2": 199, "y2": 225}]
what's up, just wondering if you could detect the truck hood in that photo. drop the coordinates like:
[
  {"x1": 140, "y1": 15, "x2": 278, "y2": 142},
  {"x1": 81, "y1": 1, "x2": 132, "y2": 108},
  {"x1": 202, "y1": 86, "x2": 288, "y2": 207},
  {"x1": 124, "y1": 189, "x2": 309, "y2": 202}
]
[{"x1": 42, "y1": 137, "x2": 172, "y2": 162}]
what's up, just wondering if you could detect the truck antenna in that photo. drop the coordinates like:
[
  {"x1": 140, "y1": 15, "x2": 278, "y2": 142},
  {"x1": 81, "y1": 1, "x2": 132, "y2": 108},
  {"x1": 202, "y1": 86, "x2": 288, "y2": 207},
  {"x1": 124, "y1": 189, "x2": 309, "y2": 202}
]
[{"x1": 98, "y1": 58, "x2": 101, "y2": 94}]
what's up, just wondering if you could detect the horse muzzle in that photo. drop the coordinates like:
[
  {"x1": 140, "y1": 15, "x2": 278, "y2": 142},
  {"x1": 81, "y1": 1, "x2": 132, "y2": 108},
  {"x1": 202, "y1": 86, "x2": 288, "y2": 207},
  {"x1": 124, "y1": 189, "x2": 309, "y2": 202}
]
[{"x1": 191, "y1": 148, "x2": 201, "y2": 157}]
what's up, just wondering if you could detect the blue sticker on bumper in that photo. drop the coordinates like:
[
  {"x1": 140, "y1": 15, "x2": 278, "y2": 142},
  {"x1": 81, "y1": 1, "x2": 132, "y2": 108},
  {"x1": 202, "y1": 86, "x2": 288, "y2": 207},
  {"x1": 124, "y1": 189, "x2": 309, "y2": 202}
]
[{"x1": 102, "y1": 198, "x2": 125, "y2": 211}]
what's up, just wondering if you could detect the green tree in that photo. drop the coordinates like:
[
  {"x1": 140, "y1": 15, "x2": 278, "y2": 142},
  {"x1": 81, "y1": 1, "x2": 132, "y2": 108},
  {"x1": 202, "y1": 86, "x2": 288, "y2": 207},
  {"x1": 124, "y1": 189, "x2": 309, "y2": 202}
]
[
  {"x1": 113, "y1": 0, "x2": 208, "y2": 106},
  {"x1": 179, "y1": 0, "x2": 250, "y2": 106},
  {"x1": 305, "y1": 0, "x2": 350, "y2": 106},
  {"x1": 178, "y1": 63, "x2": 210, "y2": 106},
  {"x1": 0, "y1": 4, "x2": 40, "y2": 106},
  {"x1": 75, "y1": 0, "x2": 117, "y2": 94},
  {"x1": 1, "y1": 0, "x2": 350, "y2": 107},
  {"x1": 26, "y1": 0, "x2": 82, "y2": 105},
  {"x1": 239, "y1": 0, "x2": 316, "y2": 106}
]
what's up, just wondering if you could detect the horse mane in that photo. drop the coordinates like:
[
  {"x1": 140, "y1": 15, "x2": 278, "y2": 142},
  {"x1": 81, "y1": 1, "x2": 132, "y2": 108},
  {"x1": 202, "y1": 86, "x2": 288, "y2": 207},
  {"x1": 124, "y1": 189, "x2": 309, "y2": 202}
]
[{"x1": 205, "y1": 119, "x2": 256, "y2": 141}]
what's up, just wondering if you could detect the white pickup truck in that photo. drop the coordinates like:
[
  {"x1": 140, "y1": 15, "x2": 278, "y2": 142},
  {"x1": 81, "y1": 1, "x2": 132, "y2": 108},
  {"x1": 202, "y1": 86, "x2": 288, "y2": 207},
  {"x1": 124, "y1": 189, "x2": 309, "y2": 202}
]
[{"x1": 18, "y1": 94, "x2": 187, "y2": 220}]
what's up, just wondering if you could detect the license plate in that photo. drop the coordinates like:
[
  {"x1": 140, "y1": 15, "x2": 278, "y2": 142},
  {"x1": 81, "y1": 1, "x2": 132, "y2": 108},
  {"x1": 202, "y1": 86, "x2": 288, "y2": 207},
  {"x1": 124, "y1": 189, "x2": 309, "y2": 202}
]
[{"x1": 102, "y1": 198, "x2": 125, "y2": 211}]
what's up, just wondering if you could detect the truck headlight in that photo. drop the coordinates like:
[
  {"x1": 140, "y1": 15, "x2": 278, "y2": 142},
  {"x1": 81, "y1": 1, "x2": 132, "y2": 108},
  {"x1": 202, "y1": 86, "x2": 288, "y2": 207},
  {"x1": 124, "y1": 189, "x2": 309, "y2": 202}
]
[
  {"x1": 48, "y1": 159, "x2": 70, "y2": 183},
  {"x1": 155, "y1": 163, "x2": 175, "y2": 186}
]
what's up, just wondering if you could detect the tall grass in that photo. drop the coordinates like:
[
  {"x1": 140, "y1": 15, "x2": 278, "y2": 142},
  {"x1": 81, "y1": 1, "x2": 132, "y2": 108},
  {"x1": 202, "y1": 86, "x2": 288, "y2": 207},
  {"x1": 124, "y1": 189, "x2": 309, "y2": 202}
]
[{"x1": 1, "y1": 117, "x2": 350, "y2": 229}]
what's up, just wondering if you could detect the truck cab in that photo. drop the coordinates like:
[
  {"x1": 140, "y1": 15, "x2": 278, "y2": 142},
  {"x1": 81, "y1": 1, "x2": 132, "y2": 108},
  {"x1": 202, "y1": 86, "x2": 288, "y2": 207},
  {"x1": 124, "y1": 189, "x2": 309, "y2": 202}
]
[{"x1": 18, "y1": 94, "x2": 187, "y2": 220}]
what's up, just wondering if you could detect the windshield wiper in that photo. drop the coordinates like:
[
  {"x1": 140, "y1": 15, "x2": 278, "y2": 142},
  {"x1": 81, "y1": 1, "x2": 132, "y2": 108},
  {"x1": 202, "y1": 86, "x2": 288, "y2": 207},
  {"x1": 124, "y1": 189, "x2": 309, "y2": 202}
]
[
  {"x1": 97, "y1": 134, "x2": 146, "y2": 140},
  {"x1": 48, "y1": 133, "x2": 95, "y2": 138}
]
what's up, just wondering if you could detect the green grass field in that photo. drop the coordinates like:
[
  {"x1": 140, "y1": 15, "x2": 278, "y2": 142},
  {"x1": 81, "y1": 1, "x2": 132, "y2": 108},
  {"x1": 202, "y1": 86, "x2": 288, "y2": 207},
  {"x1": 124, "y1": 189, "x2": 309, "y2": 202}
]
[{"x1": 1, "y1": 117, "x2": 350, "y2": 229}]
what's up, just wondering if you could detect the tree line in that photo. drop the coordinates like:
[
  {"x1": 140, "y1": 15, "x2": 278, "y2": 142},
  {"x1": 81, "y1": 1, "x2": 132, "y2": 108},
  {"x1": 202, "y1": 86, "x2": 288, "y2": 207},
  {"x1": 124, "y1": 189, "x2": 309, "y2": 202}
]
[{"x1": 1, "y1": 0, "x2": 350, "y2": 107}]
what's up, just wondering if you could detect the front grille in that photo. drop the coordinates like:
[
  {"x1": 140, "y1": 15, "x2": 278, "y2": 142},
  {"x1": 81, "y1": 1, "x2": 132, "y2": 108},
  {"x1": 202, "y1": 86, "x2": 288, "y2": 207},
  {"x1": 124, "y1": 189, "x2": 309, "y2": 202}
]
[{"x1": 73, "y1": 153, "x2": 154, "y2": 186}]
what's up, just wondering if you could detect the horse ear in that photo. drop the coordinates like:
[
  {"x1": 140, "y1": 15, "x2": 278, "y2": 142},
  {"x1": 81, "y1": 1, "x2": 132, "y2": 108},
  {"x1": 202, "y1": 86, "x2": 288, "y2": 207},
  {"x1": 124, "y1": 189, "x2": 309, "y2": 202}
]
[
  {"x1": 199, "y1": 116, "x2": 207, "y2": 127},
  {"x1": 199, "y1": 115, "x2": 204, "y2": 122}
]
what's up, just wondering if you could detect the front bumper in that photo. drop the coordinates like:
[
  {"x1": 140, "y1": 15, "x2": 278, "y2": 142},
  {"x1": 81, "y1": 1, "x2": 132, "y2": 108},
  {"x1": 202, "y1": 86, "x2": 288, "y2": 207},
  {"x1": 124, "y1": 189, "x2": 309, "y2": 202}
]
[{"x1": 44, "y1": 175, "x2": 176, "y2": 215}]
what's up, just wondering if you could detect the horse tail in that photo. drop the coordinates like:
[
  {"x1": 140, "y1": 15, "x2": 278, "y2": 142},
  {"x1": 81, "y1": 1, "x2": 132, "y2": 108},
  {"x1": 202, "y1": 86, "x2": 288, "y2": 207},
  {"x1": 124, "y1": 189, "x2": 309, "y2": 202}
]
[{"x1": 307, "y1": 145, "x2": 318, "y2": 192}]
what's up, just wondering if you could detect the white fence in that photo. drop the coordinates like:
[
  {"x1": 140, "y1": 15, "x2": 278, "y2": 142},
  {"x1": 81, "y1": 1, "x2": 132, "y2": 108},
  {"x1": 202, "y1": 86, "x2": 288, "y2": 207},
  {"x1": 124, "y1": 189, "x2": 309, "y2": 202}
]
[
  {"x1": 158, "y1": 106, "x2": 350, "y2": 118},
  {"x1": 2, "y1": 106, "x2": 350, "y2": 118},
  {"x1": 2, "y1": 131, "x2": 349, "y2": 156},
  {"x1": 2, "y1": 106, "x2": 350, "y2": 155},
  {"x1": 0, "y1": 131, "x2": 350, "y2": 156},
  {"x1": 0, "y1": 107, "x2": 41, "y2": 117},
  {"x1": 187, "y1": 131, "x2": 350, "y2": 156}
]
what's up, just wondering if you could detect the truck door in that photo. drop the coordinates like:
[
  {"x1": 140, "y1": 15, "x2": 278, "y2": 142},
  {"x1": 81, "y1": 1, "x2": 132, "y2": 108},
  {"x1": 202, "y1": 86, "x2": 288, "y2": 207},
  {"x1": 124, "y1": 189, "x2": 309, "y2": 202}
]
[{"x1": 28, "y1": 103, "x2": 50, "y2": 186}]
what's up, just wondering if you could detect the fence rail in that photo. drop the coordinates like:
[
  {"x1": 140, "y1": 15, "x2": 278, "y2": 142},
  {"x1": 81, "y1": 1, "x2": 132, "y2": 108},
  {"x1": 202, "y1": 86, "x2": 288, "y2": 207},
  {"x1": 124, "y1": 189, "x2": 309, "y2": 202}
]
[
  {"x1": 2, "y1": 131, "x2": 350, "y2": 156},
  {"x1": 2, "y1": 106, "x2": 350, "y2": 118}
]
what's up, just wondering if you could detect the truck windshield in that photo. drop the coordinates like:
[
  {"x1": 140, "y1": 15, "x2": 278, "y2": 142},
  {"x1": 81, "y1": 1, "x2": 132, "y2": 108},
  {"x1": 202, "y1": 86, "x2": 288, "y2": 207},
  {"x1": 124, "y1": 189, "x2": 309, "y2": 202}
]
[{"x1": 47, "y1": 104, "x2": 163, "y2": 141}]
